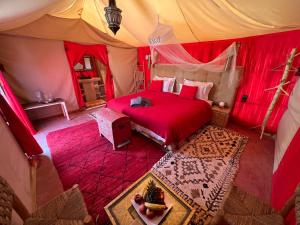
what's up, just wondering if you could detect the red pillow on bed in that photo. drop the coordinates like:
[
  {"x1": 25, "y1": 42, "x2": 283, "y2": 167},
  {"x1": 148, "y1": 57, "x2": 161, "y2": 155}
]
[
  {"x1": 149, "y1": 80, "x2": 163, "y2": 92},
  {"x1": 179, "y1": 85, "x2": 198, "y2": 99}
]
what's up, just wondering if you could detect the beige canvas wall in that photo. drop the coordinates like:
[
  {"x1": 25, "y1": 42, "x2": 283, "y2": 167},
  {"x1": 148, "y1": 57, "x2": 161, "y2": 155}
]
[
  {"x1": 108, "y1": 46, "x2": 137, "y2": 97},
  {"x1": 0, "y1": 34, "x2": 78, "y2": 120},
  {"x1": 0, "y1": 35, "x2": 137, "y2": 120},
  {"x1": 274, "y1": 78, "x2": 300, "y2": 172},
  {"x1": 0, "y1": 116, "x2": 33, "y2": 224}
]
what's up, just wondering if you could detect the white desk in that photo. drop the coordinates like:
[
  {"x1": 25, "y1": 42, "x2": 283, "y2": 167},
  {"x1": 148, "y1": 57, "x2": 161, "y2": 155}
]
[{"x1": 23, "y1": 98, "x2": 70, "y2": 120}]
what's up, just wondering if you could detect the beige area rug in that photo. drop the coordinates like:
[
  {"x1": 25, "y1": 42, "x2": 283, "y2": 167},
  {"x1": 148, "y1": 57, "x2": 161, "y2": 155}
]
[{"x1": 152, "y1": 125, "x2": 248, "y2": 225}]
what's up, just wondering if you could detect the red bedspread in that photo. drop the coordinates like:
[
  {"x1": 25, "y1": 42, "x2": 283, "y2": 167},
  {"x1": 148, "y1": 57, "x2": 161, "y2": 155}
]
[{"x1": 107, "y1": 91, "x2": 212, "y2": 145}]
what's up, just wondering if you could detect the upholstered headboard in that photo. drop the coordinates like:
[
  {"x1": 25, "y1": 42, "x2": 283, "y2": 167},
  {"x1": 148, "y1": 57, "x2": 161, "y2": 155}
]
[{"x1": 151, "y1": 64, "x2": 243, "y2": 107}]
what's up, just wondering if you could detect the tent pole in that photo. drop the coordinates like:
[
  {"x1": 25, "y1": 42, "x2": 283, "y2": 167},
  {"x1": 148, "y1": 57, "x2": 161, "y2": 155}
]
[{"x1": 260, "y1": 48, "x2": 297, "y2": 139}]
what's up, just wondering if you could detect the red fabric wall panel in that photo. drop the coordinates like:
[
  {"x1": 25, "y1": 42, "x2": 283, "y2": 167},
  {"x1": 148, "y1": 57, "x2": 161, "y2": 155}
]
[
  {"x1": 0, "y1": 71, "x2": 42, "y2": 156},
  {"x1": 0, "y1": 95, "x2": 43, "y2": 156},
  {"x1": 0, "y1": 71, "x2": 36, "y2": 135},
  {"x1": 271, "y1": 128, "x2": 300, "y2": 225},
  {"x1": 138, "y1": 30, "x2": 300, "y2": 132},
  {"x1": 64, "y1": 42, "x2": 114, "y2": 108}
]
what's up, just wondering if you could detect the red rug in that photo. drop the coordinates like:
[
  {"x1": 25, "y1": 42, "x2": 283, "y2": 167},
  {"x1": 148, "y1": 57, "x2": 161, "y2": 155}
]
[{"x1": 47, "y1": 120, "x2": 165, "y2": 224}]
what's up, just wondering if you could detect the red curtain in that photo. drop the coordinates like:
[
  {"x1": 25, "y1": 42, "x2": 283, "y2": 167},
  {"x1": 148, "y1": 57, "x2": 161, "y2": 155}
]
[
  {"x1": 138, "y1": 29, "x2": 300, "y2": 133},
  {"x1": 0, "y1": 94, "x2": 43, "y2": 156},
  {"x1": 64, "y1": 41, "x2": 114, "y2": 108},
  {"x1": 0, "y1": 71, "x2": 36, "y2": 135},
  {"x1": 271, "y1": 128, "x2": 300, "y2": 225}
]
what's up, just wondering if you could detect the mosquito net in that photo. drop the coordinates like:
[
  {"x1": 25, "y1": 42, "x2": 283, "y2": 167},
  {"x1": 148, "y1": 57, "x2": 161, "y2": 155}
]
[{"x1": 148, "y1": 23, "x2": 237, "y2": 85}]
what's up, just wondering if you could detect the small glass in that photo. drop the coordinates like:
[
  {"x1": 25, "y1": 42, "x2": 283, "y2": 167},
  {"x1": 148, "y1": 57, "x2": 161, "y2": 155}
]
[
  {"x1": 43, "y1": 93, "x2": 54, "y2": 103},
  {"x1": 35, "y1": 90, "x2": 44, "y2": 103}
]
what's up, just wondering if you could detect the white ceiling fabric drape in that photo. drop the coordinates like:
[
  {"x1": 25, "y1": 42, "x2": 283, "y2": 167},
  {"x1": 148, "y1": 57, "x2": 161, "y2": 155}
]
[
  {"x1": 149, "y1": 23, "x2": 237, "y2": 85},
  {"x1": 1, "y1": 0, "x2": 300, "y2": 46},
  {"x1": 0, "y1": 0, "x2": 75, "y2": 31}
]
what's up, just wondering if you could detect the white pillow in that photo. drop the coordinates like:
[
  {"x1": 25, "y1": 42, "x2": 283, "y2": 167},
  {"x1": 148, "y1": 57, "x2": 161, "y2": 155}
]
[
  {"x1": 153, "y1": 76, "x2": 175, "y2": 92},
  {"x1": 183, "y1": 79, "x2": 213, "y2": 100}
]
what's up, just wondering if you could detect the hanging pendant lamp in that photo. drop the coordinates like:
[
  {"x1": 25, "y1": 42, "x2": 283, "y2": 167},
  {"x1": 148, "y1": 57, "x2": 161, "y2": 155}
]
[{"x1": 104, "y1": 0, "x2": 122, "y2": 35}]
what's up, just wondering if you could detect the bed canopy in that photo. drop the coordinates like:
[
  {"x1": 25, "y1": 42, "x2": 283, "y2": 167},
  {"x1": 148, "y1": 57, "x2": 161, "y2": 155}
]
[
  {"x1": 1, "y1": 0, "x2": 300, "y2": 47},
  {"x1": 148, "y1": 23, "x2": 237, "y2": 85}
]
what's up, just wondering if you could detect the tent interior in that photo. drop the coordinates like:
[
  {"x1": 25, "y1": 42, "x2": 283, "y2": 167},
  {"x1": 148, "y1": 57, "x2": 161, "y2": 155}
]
[{"x1": 1, "y1": 1, "x2": 300, "y2": 225}]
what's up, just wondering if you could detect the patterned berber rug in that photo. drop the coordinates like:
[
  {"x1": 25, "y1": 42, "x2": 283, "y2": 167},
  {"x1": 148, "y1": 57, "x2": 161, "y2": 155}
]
[{"x1": 152, "y1": 125, "x2": 248, "y2": 225}]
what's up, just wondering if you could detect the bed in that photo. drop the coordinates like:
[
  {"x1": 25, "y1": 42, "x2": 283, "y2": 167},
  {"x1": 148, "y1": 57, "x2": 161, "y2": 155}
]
[
  {"x1": 107, "y1": 90, "x2": 212, "y2": 147},
  {"x1": 107, "y1": 64, "x2": 242, "y2": 150}
]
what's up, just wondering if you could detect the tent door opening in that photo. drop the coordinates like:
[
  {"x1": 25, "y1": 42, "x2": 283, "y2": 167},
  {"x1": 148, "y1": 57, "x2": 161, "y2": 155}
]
[{"x1": 76, "y1": 56, "x2": 107, "y2": 108}]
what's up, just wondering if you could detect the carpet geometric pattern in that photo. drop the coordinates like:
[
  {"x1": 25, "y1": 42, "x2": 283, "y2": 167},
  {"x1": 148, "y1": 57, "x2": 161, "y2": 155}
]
[
  {"x1": 152, "y1": 125, "x2": 248, "y2": 225},
  {"x1": 46, "y1": 120, "x2": 165, "y2": 225}
]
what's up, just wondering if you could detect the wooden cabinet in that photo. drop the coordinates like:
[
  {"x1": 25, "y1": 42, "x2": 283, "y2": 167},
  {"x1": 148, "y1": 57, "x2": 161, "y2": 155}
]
[
  {"x1": 78, "y1": 77, "x2": 105, "y2": 105},
  {"x1": 93, "y1": 108, "x2": 131, "y2": 150},
  {"x1": 211, "y1": 106, "x2": 231, "y2": 127}
]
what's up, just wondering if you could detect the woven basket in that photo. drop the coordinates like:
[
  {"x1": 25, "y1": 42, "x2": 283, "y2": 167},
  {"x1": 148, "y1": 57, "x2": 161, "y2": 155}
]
[
  {"x1": 0, "y1": 176, "x2": 14, "y2": 225},
  {"x1": 25, "y1": 185, "x2": 89, "y2": 225},
  {"x1": 1, "y1": 175, "x2": 92, "y2": 225},
  {"x1": 296, "y1": 185, "x2": 300, "y2": 225},
  {"x1": 220, "y1": 186, "x2": 284, "y2": 225}
]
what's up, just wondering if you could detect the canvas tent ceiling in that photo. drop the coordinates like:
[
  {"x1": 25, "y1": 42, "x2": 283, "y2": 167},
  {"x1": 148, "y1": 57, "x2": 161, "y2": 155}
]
[{"x1": 1, "y1": 0, "x2": 300, "y2": 47}]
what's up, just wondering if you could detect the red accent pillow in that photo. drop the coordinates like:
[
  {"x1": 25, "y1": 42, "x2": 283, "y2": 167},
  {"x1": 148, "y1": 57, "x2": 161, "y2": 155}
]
[
  {"x1": 149, "y1": 80, "x2": 163, "y2": 92},
  {"x1": 179, "y1": 85, "x2": 198, "y2": 99}
]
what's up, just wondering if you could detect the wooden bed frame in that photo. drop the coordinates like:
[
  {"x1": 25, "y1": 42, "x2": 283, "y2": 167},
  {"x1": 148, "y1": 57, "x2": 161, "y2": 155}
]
[{"x1": 151, "y1": 64, "x2": 243, "y2": 108}]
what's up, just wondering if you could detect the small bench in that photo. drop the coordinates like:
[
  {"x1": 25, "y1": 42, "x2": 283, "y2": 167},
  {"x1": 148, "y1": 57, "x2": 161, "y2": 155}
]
[
  {"x1": 23, "y1": 98, "x2": 70, "y2": 120},
  {"x1": 93, "y1": 107, "x2": 131, "y2": 150}
]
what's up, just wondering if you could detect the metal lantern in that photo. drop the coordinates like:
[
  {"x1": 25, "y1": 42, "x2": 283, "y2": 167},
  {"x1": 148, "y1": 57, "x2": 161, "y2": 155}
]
[{"x1": 104, "y1": 0, "x2": 122, "y2": 35}]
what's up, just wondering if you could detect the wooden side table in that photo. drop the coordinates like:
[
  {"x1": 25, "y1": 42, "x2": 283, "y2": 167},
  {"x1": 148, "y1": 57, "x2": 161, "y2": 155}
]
[
  {"x1": 23, "y1": 98, "x2": 70, "y2": 120},
  {"x1": 211, "y1": 106, "x2": 231, "y2": 127},
  {"x1": 93, "y1": 108, "x2": 131, "y2": 150}
]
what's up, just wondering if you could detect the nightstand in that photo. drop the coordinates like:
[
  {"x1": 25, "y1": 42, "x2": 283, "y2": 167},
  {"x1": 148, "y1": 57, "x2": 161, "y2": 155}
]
[{"x1": 211, "y1": 106, "x2": 231, "y2": 127}]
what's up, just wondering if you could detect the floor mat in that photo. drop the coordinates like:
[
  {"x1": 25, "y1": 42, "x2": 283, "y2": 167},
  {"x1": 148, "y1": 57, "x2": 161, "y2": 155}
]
[
  {"x1": 152, "y1": 125, "x2": 248, "y2": 225},
  {"x1": 47, "y1": 120, "x2": 165, "y2": 224}
]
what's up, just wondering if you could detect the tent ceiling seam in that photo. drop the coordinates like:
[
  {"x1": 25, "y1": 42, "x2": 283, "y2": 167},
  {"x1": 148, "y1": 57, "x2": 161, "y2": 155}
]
[
  {"x1": 82, "y1": 19, "x2": 134, "y2": 49},
  {"x1": 49, "y1": 0, "x2": 78, "y2": 15},
  {"x1": 176, "y1": 0, "x2": 200, "y2": 42}
]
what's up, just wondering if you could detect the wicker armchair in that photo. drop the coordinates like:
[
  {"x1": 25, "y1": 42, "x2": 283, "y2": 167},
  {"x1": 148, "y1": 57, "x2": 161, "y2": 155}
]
[
  {"x1": 296, "y1": 189, "x2": 300, "y2": 224},
  {"x1": 0, "y1": 176, "x2": 94, "y2": 225},
  {"x1": 211, "y1": 184, "x2": 300, "y2": 225}
]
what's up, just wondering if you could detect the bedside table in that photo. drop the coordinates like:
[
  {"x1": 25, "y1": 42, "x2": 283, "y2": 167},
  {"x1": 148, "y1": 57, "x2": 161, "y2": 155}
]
[{"x1": 211, "y1": 106, "x2": 231, "y2": 127}]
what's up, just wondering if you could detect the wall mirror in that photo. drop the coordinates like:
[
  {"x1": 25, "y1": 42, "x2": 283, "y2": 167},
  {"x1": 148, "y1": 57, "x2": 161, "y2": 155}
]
[{"x1": 74, "y1": 56, "x2": 94, "y2": 71}]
